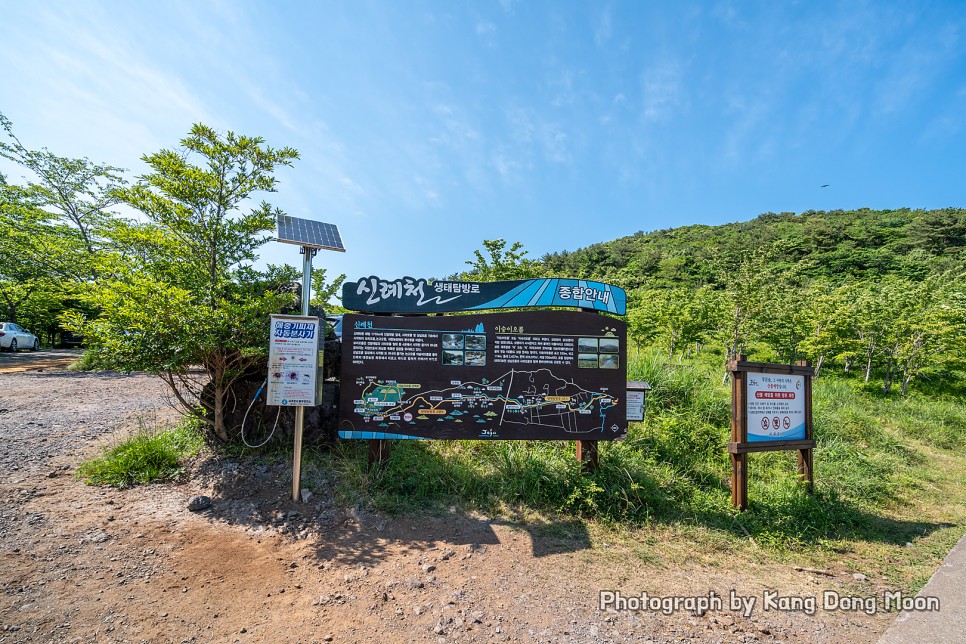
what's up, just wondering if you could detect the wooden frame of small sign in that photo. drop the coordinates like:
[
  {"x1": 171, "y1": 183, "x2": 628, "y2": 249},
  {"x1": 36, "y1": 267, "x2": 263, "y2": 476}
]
[{"x1": 728, "y1": 355, "x2": 815, "y2": 511}]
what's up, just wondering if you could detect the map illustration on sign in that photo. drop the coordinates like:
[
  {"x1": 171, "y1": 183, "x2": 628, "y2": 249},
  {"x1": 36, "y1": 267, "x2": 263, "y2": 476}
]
[{"x1": 339, "y1": 311, "x2": 627, "y2": 440}]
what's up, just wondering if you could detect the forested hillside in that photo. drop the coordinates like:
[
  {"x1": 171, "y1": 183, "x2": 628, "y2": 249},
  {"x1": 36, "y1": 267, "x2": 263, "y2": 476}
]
[
  {"x1": 542, "y1": 208, "x2": 966, "y2": 289},
  {"x1": 531, "y1": 208, "x2": 966, "y2": 395}
]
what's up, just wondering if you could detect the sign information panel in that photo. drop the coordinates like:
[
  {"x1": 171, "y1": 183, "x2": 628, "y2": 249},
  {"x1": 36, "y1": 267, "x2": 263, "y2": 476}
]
[
  {"x1": 342, "y1": 277, "x2": 626, "y2": 316},
  {"x1": 267, "y1": 315, "x2": 322, "y2": 407},
  {"x1": 626, "y1": 390, "x2": 646, "y2": 422},
  {"x1": 339, "y1": 311, "x2": 627, "y2": 440},
  {"x1": 746, "y1": 373, "x2": 806, "y2": 442},
  {"x1": 728, "y1": 357, "x2": 815, "y2": 510}
]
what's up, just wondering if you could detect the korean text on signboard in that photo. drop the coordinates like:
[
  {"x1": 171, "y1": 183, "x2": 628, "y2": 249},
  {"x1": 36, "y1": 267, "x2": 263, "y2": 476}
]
[
  {"x1": 342, "y1": 277, "x2": 627, "y2": 315},
  {"x1": 267, "y1": 315, "x2": 321, "y2": 407},
  {"x1": 339, "y1": 311, "x2": 627, "y2": 441},
  {"x1": 745, "y1": 374, "x2": 806, "y2": 442}
]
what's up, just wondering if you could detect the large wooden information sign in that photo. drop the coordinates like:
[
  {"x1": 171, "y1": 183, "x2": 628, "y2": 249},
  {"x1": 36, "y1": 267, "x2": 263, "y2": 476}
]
[
  {"x1": 728, "y1": 356, "x2": 816, "y2": 510},
  {"x1": 339, "y1": 311, "x2": 627, "y2": 441}
]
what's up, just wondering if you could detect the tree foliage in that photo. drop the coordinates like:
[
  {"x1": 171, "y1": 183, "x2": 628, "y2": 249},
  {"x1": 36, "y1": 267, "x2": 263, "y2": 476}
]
[
  {"x1": 69, "y1": 124, "x2": 300, "y2": 441},
  {"x1": 0, "y1": 111, "x2": 125, "y2": 264},
  {"x1": 0, "y1": 113, "x2": 125, "y2": 340},
  {"x1": 461, "y1": 239, "x2": 538, "y2": 281},
  {"x1": 541, "y1": 208, "x2": 966, "y2": 394}
]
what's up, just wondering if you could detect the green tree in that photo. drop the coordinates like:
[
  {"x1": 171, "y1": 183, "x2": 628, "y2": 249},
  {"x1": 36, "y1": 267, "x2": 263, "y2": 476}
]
[
  {"x1": 754, "y1": 269, "x2": 812, "y2": 364},
  {"x1": 713, "y1": 250, "x2": 773, "y2": 371},
  {"x1": 0, "y1": 113, "x2": 127, "y2": 340},
  {"x1": 798, "y1": 281, "x2": 860, "y2": 376},
  {"x1": 877, "y1": 276, "x2": 966, "y2": 395},
  {"x1": 310, "y1": 267, "x2": 347, "y2": 312},
  {"x1": 461, "y1": 239, "x2": 538, "y2": 281},
  {"x1": 70, "y1": 124, "x2": 299, "y2": 442},
  {"x1": 628, "y1": 286, "x2": 719, "y2": 359},
  {"x1": 0, "y1": 112, "x2": 125, "y2": 266}
]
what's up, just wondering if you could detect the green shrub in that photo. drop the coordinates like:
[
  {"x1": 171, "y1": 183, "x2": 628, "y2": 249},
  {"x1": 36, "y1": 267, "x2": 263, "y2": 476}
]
[{"x1": 77, "y1": 420, "x2": 204, "y2": 487}]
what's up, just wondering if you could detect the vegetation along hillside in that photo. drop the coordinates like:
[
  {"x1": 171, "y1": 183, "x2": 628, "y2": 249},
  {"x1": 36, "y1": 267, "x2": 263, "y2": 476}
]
[{"x1": 534, "y1": 209, "x2": 966, "y2": 395}]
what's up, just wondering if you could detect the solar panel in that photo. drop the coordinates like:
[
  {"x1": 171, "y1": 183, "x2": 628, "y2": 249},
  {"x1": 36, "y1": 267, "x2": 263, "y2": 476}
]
[{"x1": 275, "y1": 215, "x2": 346, "y2": 252}]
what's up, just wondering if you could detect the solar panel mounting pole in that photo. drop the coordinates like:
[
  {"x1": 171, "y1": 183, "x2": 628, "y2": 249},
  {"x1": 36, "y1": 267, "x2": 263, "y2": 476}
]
[
  {"x1": 272, "y1": 214, "x2": 345, "y2": 503},
  {"x1": 292, "y1": 246, "x2": 317, "y2": 502}
]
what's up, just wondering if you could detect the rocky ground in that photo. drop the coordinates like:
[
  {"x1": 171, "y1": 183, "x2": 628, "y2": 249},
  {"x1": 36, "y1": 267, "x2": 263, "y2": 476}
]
[{"x1": 0, "y1": 358, "x2": 899, "y2": 643}]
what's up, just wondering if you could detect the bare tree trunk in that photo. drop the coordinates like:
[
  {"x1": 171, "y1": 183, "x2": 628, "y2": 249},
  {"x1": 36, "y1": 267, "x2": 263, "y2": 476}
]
[
  {"x1": 722, "y1": 346, "x2": 732, "y2": 385},
  {"x1": 213, "y1": 382, "x2": 228, "y2": 442},
  {"x1": 882, "y1": 357, "x2": 894, "y2": 394},
  {"x1": 815, "y1": 354, "x2": 825, "y2": 377},
  {"x1": 844, "y1": 356, "x2": 853, "y2": 373}
]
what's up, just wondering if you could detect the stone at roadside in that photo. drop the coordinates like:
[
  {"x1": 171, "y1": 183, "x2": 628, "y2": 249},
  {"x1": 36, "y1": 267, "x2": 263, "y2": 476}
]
[{"x1": 187, "y1": 496, "x2": 212, "y2": 511}]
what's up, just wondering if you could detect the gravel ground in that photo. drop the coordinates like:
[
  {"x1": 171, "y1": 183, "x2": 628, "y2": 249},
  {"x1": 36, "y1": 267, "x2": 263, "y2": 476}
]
[{"x1": 0, "y1": 367, "x2": 897, "y2": 642}]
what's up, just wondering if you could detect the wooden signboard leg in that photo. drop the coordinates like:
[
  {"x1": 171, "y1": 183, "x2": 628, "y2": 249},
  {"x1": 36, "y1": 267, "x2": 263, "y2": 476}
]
[
  {"x1": 798, "y1": 448, "x2": 814, "y2": 492},
  {"x1": 731, "y1": 452, "x2": 748, "y2": 511},
  {"x1": 368, "y1": 439, "x2": 390, "y2": 467},
  {"x1": 730, "y1": 359, "x2": 748, "y2": 511},
  {"x1": 576, "y1": 440, "x2": 599, "y2": 474}
]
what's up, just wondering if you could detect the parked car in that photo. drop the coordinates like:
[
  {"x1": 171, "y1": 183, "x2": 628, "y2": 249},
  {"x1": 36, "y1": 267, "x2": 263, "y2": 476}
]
[
  {"x1": 0, "y1": 322, "x2": 39, "y2": 352},
  {"x1": 59, "y1": 330, "x2": 85, "y2": 348}
]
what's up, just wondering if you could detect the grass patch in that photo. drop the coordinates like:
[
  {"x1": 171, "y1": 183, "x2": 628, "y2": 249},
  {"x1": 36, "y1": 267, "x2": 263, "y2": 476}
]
[
  {"x1": 66, "y1": 351, "x2": 99, "y2": 372},
  {"x1": 77, "y1": 419, "x2": 205, "y2": 487}
]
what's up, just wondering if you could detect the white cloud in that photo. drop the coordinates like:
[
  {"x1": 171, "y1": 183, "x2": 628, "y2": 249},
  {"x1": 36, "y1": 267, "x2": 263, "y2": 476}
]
[
  {"x1": 595, "y1": 7, "x2": 613, "y2": 46},
  {"x1": 541, "y1": 124, "x2": 571, "y2": 164},
  {"x1": 476, "y1": 21, "x2": 497, "y2": 48},
  {"x1": 640, "y1": 62, "x2": 685, "y2": 122}
]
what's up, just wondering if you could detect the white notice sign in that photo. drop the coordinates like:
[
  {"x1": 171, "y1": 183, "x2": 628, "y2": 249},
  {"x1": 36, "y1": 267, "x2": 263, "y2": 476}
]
[
  {"x1": 746, "y1": 373, "x2": 806, "y2": 442},
  {"x1": 626, "y1": 390, "x2": 645, "y2": 422},
  {"x1": 267, "y1": 315, "x2": 321, "y2": 407}
]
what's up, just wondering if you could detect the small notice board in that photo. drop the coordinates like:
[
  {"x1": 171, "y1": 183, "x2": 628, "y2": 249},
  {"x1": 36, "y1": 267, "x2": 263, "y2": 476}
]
[
  {"x1": 267, "y1": 314, "x2": 322, "y2": 407},
  {"x1": 728, "y1": 357, "x2": 815, "y2": 510}
]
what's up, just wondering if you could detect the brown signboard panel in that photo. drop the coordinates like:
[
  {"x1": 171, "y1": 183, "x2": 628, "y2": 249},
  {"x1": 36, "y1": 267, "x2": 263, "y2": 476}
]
[{"x1": 339, "y1": 311, "x2": 627, "y2": 440}]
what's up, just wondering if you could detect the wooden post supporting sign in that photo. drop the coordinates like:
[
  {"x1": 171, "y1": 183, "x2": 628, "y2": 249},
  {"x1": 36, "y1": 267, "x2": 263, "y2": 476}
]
[
  {"x1": 368, "y1": 438, "x2": 390, "y2": 466},
  {"x1": 576, "y1": 440, "x2": 599, "y2": 474}
]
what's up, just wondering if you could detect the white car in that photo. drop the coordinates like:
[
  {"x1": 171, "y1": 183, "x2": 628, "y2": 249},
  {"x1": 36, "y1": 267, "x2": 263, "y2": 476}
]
[{"x1": 0, "y1": 322, "x2": 39, "y2": 352}]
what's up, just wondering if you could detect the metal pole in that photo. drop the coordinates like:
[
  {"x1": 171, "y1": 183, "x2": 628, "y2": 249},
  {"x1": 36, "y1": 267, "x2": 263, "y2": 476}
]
[
  {"x1": 292, "y1": 247, "x2": 315, "y2": 502},
  {"x1": 293, "y1": 407, "x2": 304, "y2": 502}
]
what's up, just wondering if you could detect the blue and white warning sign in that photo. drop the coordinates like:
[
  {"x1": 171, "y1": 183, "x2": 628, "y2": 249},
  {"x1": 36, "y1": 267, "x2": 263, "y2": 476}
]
[
  {"x1": 267, "y1": 315, "x2": 322, "y2": 407},
  {"x1": 746, "y1": 374, "x2": 806, "y2": 442}
]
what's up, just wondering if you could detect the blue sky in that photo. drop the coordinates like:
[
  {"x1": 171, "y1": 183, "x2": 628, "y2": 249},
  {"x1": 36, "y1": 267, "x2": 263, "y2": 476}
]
[{"x1": 2, "y1": 1, "x2": 965, "y2": 288}]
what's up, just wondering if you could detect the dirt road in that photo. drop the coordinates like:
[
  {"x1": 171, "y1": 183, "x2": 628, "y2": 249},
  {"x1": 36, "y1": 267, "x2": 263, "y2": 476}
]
[
  {"x1": 0, "y1": 363, "x2": 895, "y2": 642},
  {"x1": 0, "y1": 349, "x2": 83, "y2": 374}
]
